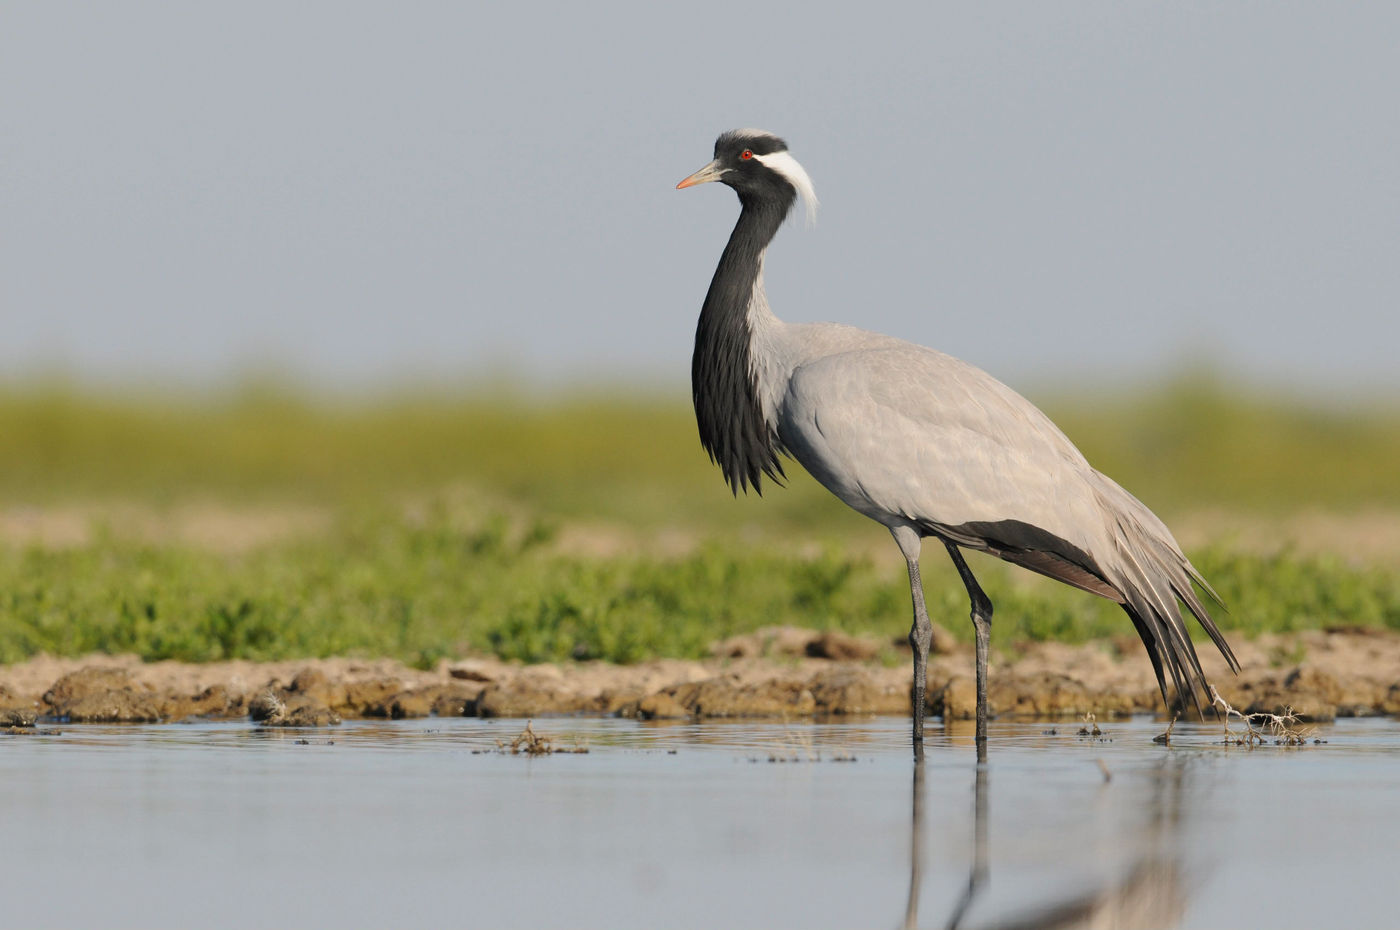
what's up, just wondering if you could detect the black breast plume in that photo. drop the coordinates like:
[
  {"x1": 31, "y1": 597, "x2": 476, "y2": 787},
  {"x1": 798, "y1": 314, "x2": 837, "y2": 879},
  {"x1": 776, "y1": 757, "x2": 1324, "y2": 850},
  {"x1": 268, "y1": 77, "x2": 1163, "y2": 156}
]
[{"x1": 691, "y1": 199, "x2": 789, "y2": 495}]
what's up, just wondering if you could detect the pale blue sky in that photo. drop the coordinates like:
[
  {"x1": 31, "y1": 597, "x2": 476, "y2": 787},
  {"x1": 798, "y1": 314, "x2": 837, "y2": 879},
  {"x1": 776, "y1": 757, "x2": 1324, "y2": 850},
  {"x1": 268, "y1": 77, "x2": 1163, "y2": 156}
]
[{"x1": 4, "y1": 2, "x2": 1397, "y2": 395}]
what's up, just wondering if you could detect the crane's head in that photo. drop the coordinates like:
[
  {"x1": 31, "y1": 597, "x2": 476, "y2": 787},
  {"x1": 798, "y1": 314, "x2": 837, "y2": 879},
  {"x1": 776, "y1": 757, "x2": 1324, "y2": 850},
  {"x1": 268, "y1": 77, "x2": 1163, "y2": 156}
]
[{"x1": 677, "y1": 129, "x2": 818, "y2": 224}]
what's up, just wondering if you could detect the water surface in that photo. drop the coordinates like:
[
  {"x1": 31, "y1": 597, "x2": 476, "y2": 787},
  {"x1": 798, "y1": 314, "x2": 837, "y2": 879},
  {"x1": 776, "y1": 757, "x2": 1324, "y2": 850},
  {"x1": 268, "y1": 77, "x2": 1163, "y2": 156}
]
[{"x1": 3, "y1": 716, "x2": 1397, "y2": 928}]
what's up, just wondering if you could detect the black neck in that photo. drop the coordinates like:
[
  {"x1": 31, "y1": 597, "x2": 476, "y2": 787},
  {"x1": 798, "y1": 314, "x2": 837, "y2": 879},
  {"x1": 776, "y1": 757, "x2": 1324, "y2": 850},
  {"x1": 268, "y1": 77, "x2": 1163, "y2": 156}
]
[{"x1": 691, "y1": 193, "x2": 793, "y2": 494}]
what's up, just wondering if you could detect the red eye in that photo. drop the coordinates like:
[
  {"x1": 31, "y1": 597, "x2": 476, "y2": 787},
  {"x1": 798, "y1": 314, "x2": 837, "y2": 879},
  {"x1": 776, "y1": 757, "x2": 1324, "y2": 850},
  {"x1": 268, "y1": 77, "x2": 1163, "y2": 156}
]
[{"x1": 740, "y1": 149, "x2": 753, "y2": 160}]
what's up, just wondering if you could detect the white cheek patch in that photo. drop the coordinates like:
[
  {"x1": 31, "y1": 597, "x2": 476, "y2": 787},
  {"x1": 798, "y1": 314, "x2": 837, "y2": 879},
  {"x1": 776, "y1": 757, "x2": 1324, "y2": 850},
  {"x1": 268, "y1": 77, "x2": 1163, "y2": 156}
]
[{"x1": 753, "y1": 150, "x2": 819, "y2": 225}]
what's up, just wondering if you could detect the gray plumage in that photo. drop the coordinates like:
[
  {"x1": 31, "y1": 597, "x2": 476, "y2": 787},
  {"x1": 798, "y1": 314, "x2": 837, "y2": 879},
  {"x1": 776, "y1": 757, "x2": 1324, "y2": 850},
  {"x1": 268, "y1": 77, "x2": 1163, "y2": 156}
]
[{"x1": 678, "y1": 129, "x2": 1238, "y2": 750}]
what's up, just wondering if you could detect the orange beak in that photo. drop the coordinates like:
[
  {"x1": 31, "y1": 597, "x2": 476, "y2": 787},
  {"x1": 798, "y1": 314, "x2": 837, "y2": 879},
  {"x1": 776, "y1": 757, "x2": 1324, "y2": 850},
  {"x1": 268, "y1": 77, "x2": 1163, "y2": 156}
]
[{"x1": 676, "y1": 159, "x2": 725, "y2": 189}]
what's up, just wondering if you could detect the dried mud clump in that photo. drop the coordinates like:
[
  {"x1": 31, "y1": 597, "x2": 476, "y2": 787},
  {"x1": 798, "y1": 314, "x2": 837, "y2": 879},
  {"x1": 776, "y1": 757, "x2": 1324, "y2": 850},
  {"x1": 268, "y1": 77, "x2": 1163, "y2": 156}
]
[
  {"x1": 476, "y1": 676, "x2": 593, "y2": 718},
  {"x1": 285, "y1": 668, "x2": 347, "y2": 709},
  {"x1": 627, "y1": 675, "x2": 817, "y2": 719},
  {"x1": 2, "y1": 627, "x2": 1399, "y2": 725},
  {"x1": 0, "y1": 685, "x2": 35, "y2": 730},
  {"x1": 362, "y1": 689, "x2": 435, "y2": 719},
  {"x1": 43, "y1": 667, "x2": 165, "y2": 723},
  {"x1": 807, "y1": 665, "x2": 909, "y2": 716},
  {"x1": 1, "y1": 707, "x2": 37, "y2": 728},
  {"x1": 804, "y1": 631, "x2": 882, "y2": 662},
  {"x1": 338, "y1": 678, "x2": 407, "y2": 717},
  {"x1": 429, "y1": 684, "x2": 485, "y2": 718},
  {"x1": 173, "y1": 684, "x2": 245, "y2": 719},
  {"x1": 712, "y1": 624, "x2": 957, "y2": 661},
  {"x1": 250, "y1": 690, "x2": 343, "y2": 728}
]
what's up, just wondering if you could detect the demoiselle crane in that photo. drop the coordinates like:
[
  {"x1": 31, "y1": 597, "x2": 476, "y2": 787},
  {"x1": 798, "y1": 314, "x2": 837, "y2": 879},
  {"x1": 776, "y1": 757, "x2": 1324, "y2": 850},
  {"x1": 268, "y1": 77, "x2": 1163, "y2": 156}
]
[{"x1": 677, "y1": 129, "x2": 1239, "y2": 750}]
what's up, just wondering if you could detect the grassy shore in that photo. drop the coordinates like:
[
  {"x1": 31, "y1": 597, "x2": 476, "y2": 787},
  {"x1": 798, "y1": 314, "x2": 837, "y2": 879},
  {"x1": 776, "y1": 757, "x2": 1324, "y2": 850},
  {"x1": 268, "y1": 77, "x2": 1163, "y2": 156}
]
[{"x1": 2, "y1": 376, "x2": 1397, "y2": 666}]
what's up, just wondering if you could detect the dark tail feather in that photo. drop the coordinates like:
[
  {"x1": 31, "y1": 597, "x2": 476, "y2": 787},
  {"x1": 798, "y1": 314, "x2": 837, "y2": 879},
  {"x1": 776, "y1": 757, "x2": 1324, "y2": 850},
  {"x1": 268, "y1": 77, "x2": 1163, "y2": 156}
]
[
  {"x1": 1122, "y1": 603, "x2": 1170, "y2": 710},
  {"x1": 1086, "y1": 472, "x2": 1240, "y2": 711},
  {"x1": 934, "y1": 499, "x2": 1238, "y2": 717},
  {"x1": 1175, "y1": 563, "x2": 1239, "y2": 673},
  {"x1": 1122, "y1": 600, "x2": 1204, "y2": 718},
  {"x1": 1121, "y1": 596, "x2": 1205, "y2": 719},
  {"x1": 1118, "y1": 562, "x2": 1238, "y2": 718}
]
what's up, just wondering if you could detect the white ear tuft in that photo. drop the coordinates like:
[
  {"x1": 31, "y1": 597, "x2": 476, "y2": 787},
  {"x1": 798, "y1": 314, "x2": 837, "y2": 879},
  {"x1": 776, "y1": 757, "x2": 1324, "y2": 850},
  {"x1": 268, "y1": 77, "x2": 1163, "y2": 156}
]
[{"x1": 753, "y1": 150, "x2": 819, "y2": 225}]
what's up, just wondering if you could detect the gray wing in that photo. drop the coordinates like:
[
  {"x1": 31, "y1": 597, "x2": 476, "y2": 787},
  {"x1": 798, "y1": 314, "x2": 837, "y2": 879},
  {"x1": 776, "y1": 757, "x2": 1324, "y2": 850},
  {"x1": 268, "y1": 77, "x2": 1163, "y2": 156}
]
[
  {"x1": 777, "y1": 342, "x2": 1238, "y2": 709},
  {"x1": 778, "y1": 344, "x2": 1103, "y2": 546}
]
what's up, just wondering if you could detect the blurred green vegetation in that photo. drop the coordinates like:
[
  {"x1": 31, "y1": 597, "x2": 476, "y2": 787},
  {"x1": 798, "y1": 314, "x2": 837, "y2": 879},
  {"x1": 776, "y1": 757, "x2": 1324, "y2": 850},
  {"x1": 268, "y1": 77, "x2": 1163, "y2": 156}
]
[
  {"x1": 6, "y1": 371, "x2": 1400, "y2": 523},
  {"x1": 1, "y1": 374, "x2": 1397, "y2": 665},
  {"x1": 1, "y1": 507, "x2": 1395, "y2": 668},
  {"x1": 1046, "y1": 374, "x2": 1400, "y2": 515}
]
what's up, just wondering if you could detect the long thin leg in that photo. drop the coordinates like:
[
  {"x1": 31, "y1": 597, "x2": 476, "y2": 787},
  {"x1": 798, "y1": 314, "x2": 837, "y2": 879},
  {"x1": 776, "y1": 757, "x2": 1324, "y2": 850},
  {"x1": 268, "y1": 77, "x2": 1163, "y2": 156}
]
[
  {"x1": 944, "y1": 542, "x2": 993, "y2": 746},
  {"x1": 891, "y1": 526, "x2": 932, "y2": 751},
  {"x1": 905, "y1": 555, "x2": 933, "y2": 746}
]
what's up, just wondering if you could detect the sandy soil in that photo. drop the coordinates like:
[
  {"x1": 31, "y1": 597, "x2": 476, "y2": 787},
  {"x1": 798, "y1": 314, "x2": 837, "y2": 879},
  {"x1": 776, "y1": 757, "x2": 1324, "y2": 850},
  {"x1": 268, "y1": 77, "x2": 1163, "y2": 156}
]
[
  {"x1": 3, "y1": 625, "x2": 1398, "y2": 729},
  {"x1": 7, "y1": 503, "x2": 1400, "y2": 563},
  {"x1": 0, "y1": 501, "x2": 330, "y2": 551}
]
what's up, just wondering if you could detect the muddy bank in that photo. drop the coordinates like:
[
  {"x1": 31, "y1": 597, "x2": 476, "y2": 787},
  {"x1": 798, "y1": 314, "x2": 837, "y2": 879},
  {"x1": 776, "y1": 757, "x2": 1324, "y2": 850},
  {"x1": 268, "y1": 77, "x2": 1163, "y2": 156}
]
[{"x1": 2, "y1": 625, "x2": 1399, "y2": 728}]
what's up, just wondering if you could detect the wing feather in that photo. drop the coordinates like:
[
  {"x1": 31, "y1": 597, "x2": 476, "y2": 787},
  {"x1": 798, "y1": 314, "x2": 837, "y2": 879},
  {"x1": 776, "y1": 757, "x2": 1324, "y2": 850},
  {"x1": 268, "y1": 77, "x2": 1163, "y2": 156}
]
[{"x1": 776, "y1": 337, "x2": 1238, "y2": 713}]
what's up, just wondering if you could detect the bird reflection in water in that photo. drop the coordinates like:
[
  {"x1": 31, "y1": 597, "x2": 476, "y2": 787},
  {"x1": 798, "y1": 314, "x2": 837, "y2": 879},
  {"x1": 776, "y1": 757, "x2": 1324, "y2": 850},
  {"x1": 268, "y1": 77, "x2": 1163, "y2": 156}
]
[{"x1": 904, "y1": 742, "x2": 1188, "y2": 930}]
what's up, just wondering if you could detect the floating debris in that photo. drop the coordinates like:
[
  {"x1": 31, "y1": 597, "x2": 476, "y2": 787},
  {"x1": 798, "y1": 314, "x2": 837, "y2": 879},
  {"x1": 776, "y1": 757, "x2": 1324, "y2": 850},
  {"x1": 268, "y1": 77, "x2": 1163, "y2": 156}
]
[
  {"x1": 1, "y1": 708, "x2": 36, "y2": 727},
  {"x1": 477, "y1": 721, "x2": 589, "y2": 755},
  {"x1": 1210, "y1": 686, "x2": 1316, "y2": 747},
  {"x1": 1153, "y1": 713, "x2": 1179, "y2": 745}
]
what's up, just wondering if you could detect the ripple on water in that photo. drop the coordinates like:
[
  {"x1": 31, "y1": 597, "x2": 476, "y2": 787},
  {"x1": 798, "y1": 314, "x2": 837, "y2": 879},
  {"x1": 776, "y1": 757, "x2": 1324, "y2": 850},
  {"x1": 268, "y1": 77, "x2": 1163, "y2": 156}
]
[{"x1": 2, "y1": 715, "x2": 1399, "y2": 929}]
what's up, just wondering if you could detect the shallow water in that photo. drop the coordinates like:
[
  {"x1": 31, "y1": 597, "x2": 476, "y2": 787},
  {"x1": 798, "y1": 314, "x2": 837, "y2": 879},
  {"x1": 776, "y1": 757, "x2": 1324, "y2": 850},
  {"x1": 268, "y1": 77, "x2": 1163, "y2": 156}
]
[{"x1": 3, "y1": 715, "x2": 1398, "y2": 929}]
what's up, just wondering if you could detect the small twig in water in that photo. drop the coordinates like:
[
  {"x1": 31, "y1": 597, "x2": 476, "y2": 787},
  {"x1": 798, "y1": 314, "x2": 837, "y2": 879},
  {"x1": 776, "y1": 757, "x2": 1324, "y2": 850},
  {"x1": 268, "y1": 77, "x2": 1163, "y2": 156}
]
[
  {"x1": 1153, "y1": 713, "x2": 1179, "y2": 745},
  {"x1": 1209, "y1": 686, "x2": 1314, "y2": 747},
  {"x1": 490, "y1": 721, "x2": 589, "y2": 755}
]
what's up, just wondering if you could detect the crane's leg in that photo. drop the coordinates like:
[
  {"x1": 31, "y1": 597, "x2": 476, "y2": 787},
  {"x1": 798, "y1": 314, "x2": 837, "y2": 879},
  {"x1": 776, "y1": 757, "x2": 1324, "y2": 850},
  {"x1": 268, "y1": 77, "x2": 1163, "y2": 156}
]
[
  {"x1": 944, "y1": 542, "x2": 993, "y2": 747},
  {"x1": 905, "y1": 555, "x2": 933, "y2": 744},
  {"x1": 891, "y1": 526, "x2": 931, "y2": 748}
]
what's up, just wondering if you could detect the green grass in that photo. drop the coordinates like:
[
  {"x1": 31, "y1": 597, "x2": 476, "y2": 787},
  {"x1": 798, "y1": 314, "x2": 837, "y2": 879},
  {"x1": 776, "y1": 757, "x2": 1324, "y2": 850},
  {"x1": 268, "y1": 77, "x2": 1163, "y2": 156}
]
[
  {"x1": 1, "y1": 375, "x2": 1398, "y2": 666},
  {"x1": 2, "y1": 506, "x2": 1397, "y2": 668}
]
